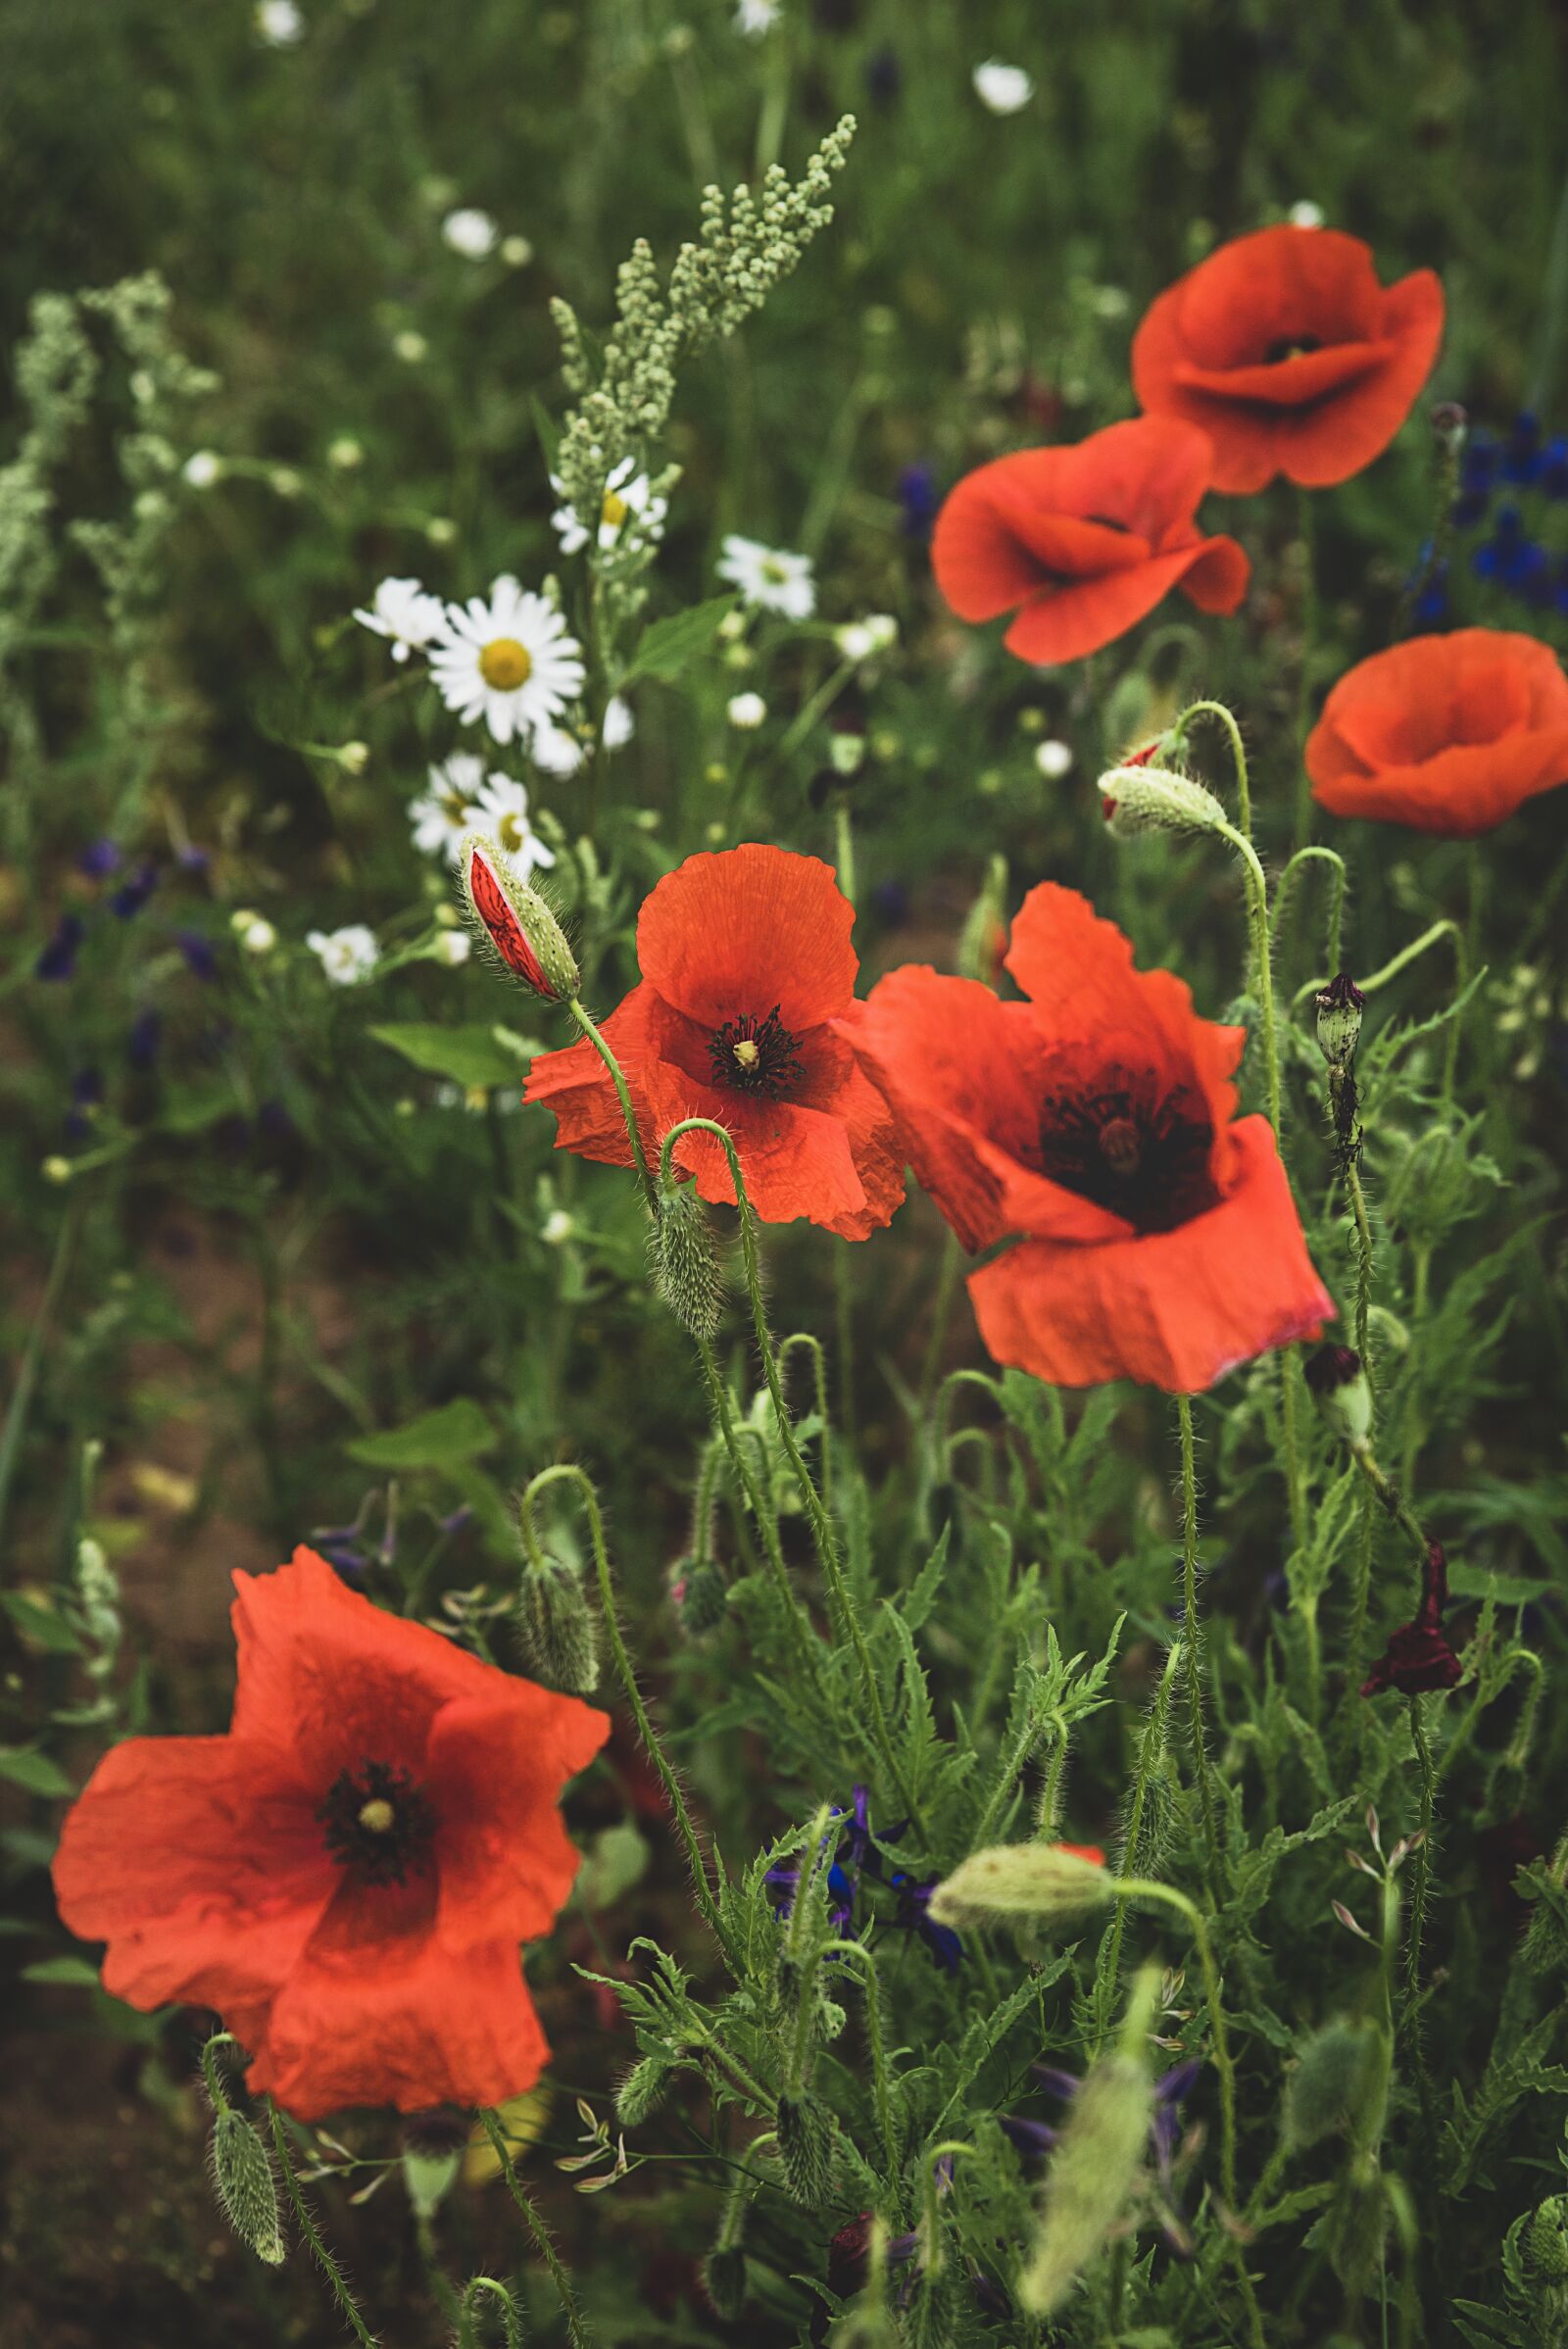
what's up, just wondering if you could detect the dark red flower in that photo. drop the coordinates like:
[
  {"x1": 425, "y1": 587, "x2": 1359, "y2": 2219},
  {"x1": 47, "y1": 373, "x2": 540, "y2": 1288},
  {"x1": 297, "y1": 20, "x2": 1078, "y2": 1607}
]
[
  {"x1": 52, "y1": 1549, "x2": 609, "y2": 2119},
  {"x1": 930, "y1": 416, "x2": 1249, "y2": 664},
  {"x1": 526, "y1": 845, "x2": 906, "y2": 1239},
  {"x1": 846, "y1": 885, "x2": 1333, "y2": 1393},
  {"x1": 1306, "y1": 629, "x2": 1568, "y2": 836},
  {"x1": 1131, "y1": 225, "x2": 1445, "y2": 493},
  {"x1": 1361, "y1": 1541, "x2": 1464, "y2": 1697}
]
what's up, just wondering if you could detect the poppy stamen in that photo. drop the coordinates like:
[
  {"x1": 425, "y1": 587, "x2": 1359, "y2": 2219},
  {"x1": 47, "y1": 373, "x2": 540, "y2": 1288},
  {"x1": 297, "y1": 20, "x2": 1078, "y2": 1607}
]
[
  {"x1": 710, "y1": 1006, "x2": 806, "y2": 1099},
  {"x1": 318, "y1": 1759, "x2": 437, "y2": 1886},
  {"x1": 1262, "y1": 334, "x2": 1323, "y2": 364},
  {"x1": 1038, "y1": 1072, "x2": 1217, "y2": 1232}
]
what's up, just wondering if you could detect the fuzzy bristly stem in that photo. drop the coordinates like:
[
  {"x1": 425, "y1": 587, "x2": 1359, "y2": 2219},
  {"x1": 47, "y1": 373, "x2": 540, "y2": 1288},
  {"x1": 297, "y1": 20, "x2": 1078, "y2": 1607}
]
[
  {"x1": 267, "y1": 2105, "x2": 381, "y2": 2349},
  {"x1": 566, "y1": 998, "x2": 658, "y2": 1210},
  {"x1": 1174, "y1": 1397, "x2": 1222, "y2": 1895},
  {"x1": 479, "y1": 2108, "x2": 596, "y2": 2349}
]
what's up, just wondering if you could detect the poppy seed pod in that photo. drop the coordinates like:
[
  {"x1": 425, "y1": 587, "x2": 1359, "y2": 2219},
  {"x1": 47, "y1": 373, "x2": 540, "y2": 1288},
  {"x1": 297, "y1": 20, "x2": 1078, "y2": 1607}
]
[
  {"x1": 1314, "y1": 972, "x2": 1365, "y2": 1066},
  {"x1": 462, "y1": 834, "x2": 580, "y2": 1002},
  {"x1": 1303, "y1": 1344, "x2": 1373, "y2": 1450},
  {"x1": 1099, "y1": 762, "x2": 1230, "y2": 841},
  {"x1": 927, "y1": 1840, "x2": 1109, "y2": 1932}
]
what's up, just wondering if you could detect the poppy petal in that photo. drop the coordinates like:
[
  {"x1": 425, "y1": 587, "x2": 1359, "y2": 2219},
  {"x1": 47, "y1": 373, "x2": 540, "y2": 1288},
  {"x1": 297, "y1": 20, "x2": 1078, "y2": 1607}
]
[
  {"x1": 523, "y1": 985, "x2": 657, "y2": 1169},
  {"x1": 427, "y1": 1689, "x2": 610, "y2": 1952},
  {"x1": 1003, "y1": 537, "x2": 1247, "y2": 664},
  {"x1": 637, "y1": 844, "x2": 859, "y2": 1033}
]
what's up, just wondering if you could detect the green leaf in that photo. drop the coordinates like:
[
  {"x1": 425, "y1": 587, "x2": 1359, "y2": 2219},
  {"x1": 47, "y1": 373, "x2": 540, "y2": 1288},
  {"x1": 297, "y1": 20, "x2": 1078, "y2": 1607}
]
[
  {"x1": 0, "y1": 1745, "x2": 74, "y2": 1796},
  {"x1": 529, "y1": 393, "x2": 561, "y2": 469},
  {"x1": 620, "y1": 595, "x2": 736, "y2": 686},
  {"x1": 346, "y1": 1397, "x2": 496, "y2": 1470},
  {"x1": 369, "y1": 1022, "x2": 541, "y2": 1093},
  {"x1": 1, "y1": 1590, "x2": 83, "y2": 1654},
  {"x1": 23, "y1": 1955, "x2": 103, "y2": 1987}
]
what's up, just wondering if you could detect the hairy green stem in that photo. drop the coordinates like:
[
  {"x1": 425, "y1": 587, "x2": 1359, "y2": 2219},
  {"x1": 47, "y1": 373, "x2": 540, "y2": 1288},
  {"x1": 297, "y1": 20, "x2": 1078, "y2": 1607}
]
[
  {"x1": 479, "y1": 2107, "x2": 596, "y2": 2349},
  {"x1": 267, "y1": 2104, "x2": 380, "y2": 2349},
  {"x1": 1175, "y1": 1397, "x2": 1223, "y2": 1895}
]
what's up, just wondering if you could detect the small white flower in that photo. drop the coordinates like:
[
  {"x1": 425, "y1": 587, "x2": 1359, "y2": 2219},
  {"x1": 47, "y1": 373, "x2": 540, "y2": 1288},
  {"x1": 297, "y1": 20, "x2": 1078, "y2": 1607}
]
[
  {"x1": 836, "y1": 621, "x2": 877, "y2": 664},
  {"x1": 230, "y1": 908, "x2": 277, "y2": 954},
  {"x1": 354, "y1": 575, "x2": 444, "y2": 663},
  {"x1": 1092, "y1": 286, "x2": 1131, "y2": 320},
  {"x1": 308, "y1": 925, "x2": 378, "y2": 986},
  {"x1": 717, "y1": 534, "x2": 815, "y2": 621},
  {"x1": 530, "y1": 723, "x2": 586, "y2": 778},
  {"x1": 727, "y1": 692, "x2": 767, "y2": 730},
  {"x1": 182, "y1": 450, "x2": 222, "y2": 489},
  {"x1": 432, "y1": 929, "x2": 471, "y2": 967},
  {"x1": 542, "y1": 1208, "x2": 575, "y2": 1246},
  {"x1": 829, "y1": 732, "x2": 864, "y2": 775},
  {"x1": 327, "y1": 436, "x2": 363, "y2": 470},
  {"x1": 734, "y1": 0, "x2": 780, "y2": 35},
  {"x1": 409, "y1": 753, "x2": 490, "y2": 860},
  {"x1": 442, "y1": 208, "x2": 499, "y2": 261},
  {"x1": 428, "y1": 574, "x2": 585, "y2": 745},
  {"x1": 1036, "y1": 738, "x2": 1074, "y2": 781},
  {"x1": 604, "y1": 694, "x2": 635, "y2": 750},
  {"x1": 864, "y1": 612, "x2": 899, "y2": 653},
  {"x1": 256, "y1": 0, "x2": 304, "y2": 44},
  {"x1": 1289, "y1": 201, "x2": 1326, "y2": 230},
  {"x1": 551, "y1": 457, "x2": 667, "y2": 557},
  {"x1": 973, "y1": 58, "x2": 1034, "y2": 113},
  {"x1": 392, "y1": 329, "x2": 428, "y2": 365},
  {"x1": 270, "y1": 465, "x2": 303, "y2": 499},
  {"x1": 471, "y1": 773, "x2": 558, "y2": 878},
  {"x1": 501, "y1": 234, "x2": 534, "y2": 269}
]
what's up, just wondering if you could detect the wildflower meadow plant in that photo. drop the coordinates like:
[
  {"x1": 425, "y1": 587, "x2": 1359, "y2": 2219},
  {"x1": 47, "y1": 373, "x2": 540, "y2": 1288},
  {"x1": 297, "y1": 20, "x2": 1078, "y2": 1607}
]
[{"x1": 4, "y1": 13, "x2": 1568, "y2": 2349}]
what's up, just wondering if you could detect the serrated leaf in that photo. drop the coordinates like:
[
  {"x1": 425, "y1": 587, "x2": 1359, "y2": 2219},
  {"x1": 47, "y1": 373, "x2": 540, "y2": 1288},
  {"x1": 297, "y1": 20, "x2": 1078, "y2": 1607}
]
[{"x1": 346, "y1": 1396, "x2": 495, "y2": 1469}]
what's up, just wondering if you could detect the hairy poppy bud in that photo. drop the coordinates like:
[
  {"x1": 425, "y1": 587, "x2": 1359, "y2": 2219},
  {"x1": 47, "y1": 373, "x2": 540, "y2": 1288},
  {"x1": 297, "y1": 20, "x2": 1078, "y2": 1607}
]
[
  {"x1": 1018, "y1": 1965, "x2": 1158, "y2": 2317},
  {"x1": 514, "y1": 1546, "x2": 600, "y2": 1694},
  {"x1": 1281, "y1": 2015, "x2": 1385, "y2": 2151},
  {"x1": 615, "y1": 2054, "x2": 674, "y2": 2129},
  {"x1": 1314, "y1": 971, "x2": 1365, "y2": 1067},
  {"x1": 1098, "y1": 763, "x2": 1229, "y2": 841},
  {"x1": 209, "y1": 2107, "x2": 285, "y2": 2265},
  {"x1": 777, "y1": 2091, "x2": 836, "y2": 2206},
  {"x1": 670, "y1": 1556, "x2": 727, "y2": 1638},
  {"x1": 927, "y1": 1840, "x2": 1109, "y2": 1933},
  {"x1": 462, "y1": 834, "x2": 579, "y2": 1002},
  {"x1": 652, "y1": 1175, "x2": 724, "y2": 1340},
  {"x1": 1525, "y1": 2195, "x2": 1568, "y2": 2283},
  {"x1": 703, "y1": 2240, "x2": 748, "y2": 2320},
  {"x1": 1303, "y1": 1344, "x2": 1373, "y2": 1451}
]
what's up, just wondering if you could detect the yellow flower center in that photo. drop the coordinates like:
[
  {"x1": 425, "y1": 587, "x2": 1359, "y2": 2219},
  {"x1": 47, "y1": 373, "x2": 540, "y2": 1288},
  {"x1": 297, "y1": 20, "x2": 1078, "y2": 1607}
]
[
  {"x1": 479, "y1": 636, "x2": 533, "y2": 691},
  {"x1": 602, "y1": 490, "x2": 629, "y2": 529},
  {"x1": 761, "y1": 557, "x2": 789, "y2": 583},
  {"x1": 499, "y1": 812, "x2": 525, "y2": 852},
  {"x1": 358, "y1": 1796, "x2": 396, "y2": 1835},
  {"x1": 732, "y1": 1039, "x2": 760, "y2": 1069}
]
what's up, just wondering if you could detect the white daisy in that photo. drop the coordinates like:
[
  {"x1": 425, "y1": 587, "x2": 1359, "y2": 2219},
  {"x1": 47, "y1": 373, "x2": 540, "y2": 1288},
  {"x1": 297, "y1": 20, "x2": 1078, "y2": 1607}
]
[
  {"x1": 470, "y1": 774, "x2": 557, "y2": 879},
  {"x1": 442, "y1": 208, "x2": 499, "y2": 260},
  {"x1": 1036, "y1": 738, "x2": 1074, "y2": 781},
  {"x1": 550, "y1": 458, "x2": 667, "y2": 557},
  {"x1": 408, "y1": 753, "x2": 491, "y2": 860},
  {"x1": 307, "y1": 925, "x2": 378, "y2": 986},
  {"x1": 734, "y1": 0, "x2": 781, "y2": 35},
  {"x1": 183, "y1": 451, "x2": 222, "y2": 489},
  {"x1": 428, "y1": 575, "x2": 585, "y2": 745},
  {"x1": 354, "y1": 575, "x2": 445, "y2": 664},
  {"x1": 529, "y1": 694, "x2": 634, "y2": 776},
  {"x1": 716, "y1": 534, "x2": 816, "y2": 621},
  {"x1": 973, "y1": 59, "x2": 1034, "y2": 113},
  {"x1": 256, "y1": 0, "x2": 304, "y2": 44},
  {"x1": 727, "y1": 692, "x2": 768, "y2": 730}
]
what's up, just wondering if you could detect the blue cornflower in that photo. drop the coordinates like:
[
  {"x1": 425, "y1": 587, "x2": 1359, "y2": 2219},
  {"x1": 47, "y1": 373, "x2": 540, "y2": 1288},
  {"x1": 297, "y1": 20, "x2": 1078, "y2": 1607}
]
[
  {"x1": 765, "y1": 1786, "x2": 876, "y2": 1933},
  {"x1": 65, "y1": 1067, "x2": 104, "y2": 1144},
  {"x1": 899, "y1": 463, "x2": 939, "y2": 541},
  {"x1": 1542, "y1": 435, "x2": 1568, "y2": 500},
  {"x1": 889, "y1": 1870, "x2": 963, "y2": 1973},
  {"x1": 127, "y1": 1007, "x2": 163, "y2": 1069},
  {"x1": 176, "y1": 928, "x2": 219, "y2": 979},
  {"x1": 1004, "y1": 2056, "x2": 1202, "y2": 2194},
  {"x1": 864, "y1": 44, "x2": 902, "y2": 107},
  {"x1": 76, "y1": 839, "x2": 122, "y2": 878},
  {"x1": 109, "y1": 861, "x2": 159, "y2": 919},
  {"x1": 36, "y1": 913, "x2": 85, "y2": 981},
  {"x1": 1503, "y1": 411, "x2": 1543, "y2": 487}
]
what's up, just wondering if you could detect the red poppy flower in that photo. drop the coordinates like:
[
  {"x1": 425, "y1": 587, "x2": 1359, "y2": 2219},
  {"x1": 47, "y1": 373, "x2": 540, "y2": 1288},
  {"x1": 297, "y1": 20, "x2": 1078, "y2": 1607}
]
[
  {"x1": 1131, "y1": 225, "x2": 1445, "y2": 494},
  {"x1": 931, "y1": 416, "x2": 1248, "y2": 664},
  {"x1": 52, "y1": 1548, "x2": 609, "y2": 2119},
  {"x1": 526, "y1": 845, "x2": 906, "y2": 1240},
  {"x1": 1306, "y1": 629, "x2": 1568, "y2": 836},
  {"x1": 845, "y1": 884, "x2": 1333, "y2": 1393},
  {"x1": 1361, "y1": 1542, "x2": 1463, "y2": 1697}
]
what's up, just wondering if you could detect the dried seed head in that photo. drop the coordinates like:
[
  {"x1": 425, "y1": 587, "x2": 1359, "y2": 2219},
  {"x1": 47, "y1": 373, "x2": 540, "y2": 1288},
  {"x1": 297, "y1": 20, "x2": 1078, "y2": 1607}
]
[
  {"x1": 1303, "y1": 1344, "x2": 1373, "y2": 1450},
  {"x1": 1314, "y1": 971, "x2": 1365, "y2": 1067}
]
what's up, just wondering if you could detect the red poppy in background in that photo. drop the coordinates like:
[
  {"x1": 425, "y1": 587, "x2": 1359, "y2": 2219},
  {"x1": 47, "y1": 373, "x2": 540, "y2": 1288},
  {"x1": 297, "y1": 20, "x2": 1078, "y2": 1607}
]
[
  {"x1": 53, "y1": 1548, "x2": 608, "y2": 2119},
  {"x1": 526, "y1": 845, "x2": 906, "y2": 1239},
  {"x1": 1361, "y1": 1542, "x2": 1464, "y2": 1697},
  {"x1": 1306, "y1": 629, "x2": 1568, "y2": 836},
  {"x1": 1132, "y1": 226, "x2": 1445, "y2": 493},
  {"x1": 846, "y1": 885, "x2": 1333, "y2": 1393},
  {"x1": 931, "y1": 416, "x2": 1249, "y2": 664}
]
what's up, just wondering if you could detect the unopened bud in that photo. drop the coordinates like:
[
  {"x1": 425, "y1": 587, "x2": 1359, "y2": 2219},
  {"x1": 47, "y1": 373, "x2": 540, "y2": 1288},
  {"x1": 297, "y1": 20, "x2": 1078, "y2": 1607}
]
[
  {"x1": 670, "y1": 1556, "x2": 727, "y2": 1638},
  {"x1": 776, "y1": 2091, "x2": 836, "y2": 2206},
  {"x1": 1281, "y1": 2015, "x2": 1385, "y2": 2152},
  {"x1": 1018, "y1": 1966, "x2": 1158, "y2": 2317},
  {"x1": 1303, "y1": 1345, "x2": 1373, "y2": 1450},
  {"x1": 652, "y1": 1176, "x2": 724, "y2": 1340},
  {"x1": 1525, "y1": 2195, "x2": 1568, "y2": 2282},
  {"x1": 209, "y1": 2107, "x2": 285, "y2": 2264},
  {"x1": 704, "y1": 2241, "x2": 748, "y2": 2320},
  {"x1": 1098, "y1": 763, "x2": 1228, "y2": 841},
  {"x1": 514, "y1": 1547, "x2": 600, "y2": 1693},
  {"x1": 927, "y1": 1841, "x2": 1109, "y2": 1933},
  {"x1": 615, "y1": 2054, "x2": 674, "y2": 2129},
  {"x1": 462, "y1": 835, "x2": 579, "y2": 1002},
  {"x1": 1315, "y1": 972, "x2": 1364, "y2": 1067}
]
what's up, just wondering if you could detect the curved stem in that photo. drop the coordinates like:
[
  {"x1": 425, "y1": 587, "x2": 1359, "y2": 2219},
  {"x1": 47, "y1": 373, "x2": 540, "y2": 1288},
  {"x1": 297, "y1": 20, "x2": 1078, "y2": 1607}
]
[
  {"x1": 1268, "y1": 844, "x2": 1348, "y2": 967},
  {"x1": 1176, "y1": 698, "x2": 1251, "y2": 838},
  {"x1": 566, "y1": 997, "x2": 657, "y2": 1210}
]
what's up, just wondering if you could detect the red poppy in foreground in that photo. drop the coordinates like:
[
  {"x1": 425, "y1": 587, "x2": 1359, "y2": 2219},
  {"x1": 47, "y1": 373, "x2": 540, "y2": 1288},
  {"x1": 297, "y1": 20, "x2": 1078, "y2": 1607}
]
[
  {"x1": 931, "y1": 416, "x2": 1249, "y2": 664},
  {"x1": 1132, "y1": 225, "x2": 1444, "y2": 494},
  {"x1": 846, "y1": 885, "x2": 1333, "y2": 1392},
  {"x1": 53, "y1": 1549, "x2": 609, "y2": 2119},
  {"x1": 526, "y1": 844, "x2": 906, "y2": 1239},
  {"x1": 1306, "y1": 629, "x2": 1568, "y2": 836}
]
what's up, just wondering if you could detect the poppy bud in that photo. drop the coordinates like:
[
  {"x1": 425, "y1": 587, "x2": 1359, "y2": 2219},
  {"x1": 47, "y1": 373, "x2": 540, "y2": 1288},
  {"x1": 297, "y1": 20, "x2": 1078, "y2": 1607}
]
[
  {"x1": 1525, "y1": 2195, "x2": 1568, "y2": 2283},
  {"x1": 1314, "y1": 971, "x2": 1365, "y2": 1066},
  {"x1": 1098, "y1": 763, "x2": 1229, "y2": 841},
  {"x1": 1018, "y1": 1965, "x2": 1158, "y2": 2317},
  {"x1": 615, "y1": 2053, "x2": 674, "y2": 2129},
  {"x1": 1303, "y1": 1344, "x2": 1373, "y2": 1451},
  {"x1": 703, "y1": 2240, "x2": 748, "y2": 2320},
  {"x1": 776, "y1": 2091, "x2": 836, "y2": 2206},
  {"x1": 1281, "y1": 2015, "x2": 1385, "y2": 2151},
  {"x1": 514, "y1": 1546, "x2": 600, "y2": 1694},
  {"x1": 652, "y1": 1175, "x2": 724, "y2": 1340},
  {"x1": 927, "y1": 1840, "x2": 1110, "y2": 1933},
  {"x1": 670, "y1": 1556, "x2": 727, "y2": 1638},
  {"x1": 209, "y1": 2106, "x2": 285, "y2": 2265},
  {"x1": 462, "y1": 834, "x2": 579, "y2": 1003}
]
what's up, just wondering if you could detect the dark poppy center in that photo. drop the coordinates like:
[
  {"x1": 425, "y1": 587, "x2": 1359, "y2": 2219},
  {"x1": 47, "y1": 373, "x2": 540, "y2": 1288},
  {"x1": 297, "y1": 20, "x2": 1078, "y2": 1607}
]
[
  {"x1": 1262, "y1": 334, "x2": 1322, "y2": 364},
  {"x1": 709, "y1": 1006, "x2": 805, "y2": 1099},
  {"x1": 317, "y1": 1759, "x2": 436, "y2": 1886},
  {"x1": 1038, "y1": 1073, "x2": 1218, "y2": 1233}
]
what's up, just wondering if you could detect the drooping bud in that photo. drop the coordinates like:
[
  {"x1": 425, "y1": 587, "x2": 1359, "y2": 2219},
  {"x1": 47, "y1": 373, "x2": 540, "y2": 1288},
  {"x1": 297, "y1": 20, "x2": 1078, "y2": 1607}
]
[
  {"x1": 776, "y1": 2090, "x2": 836, "y2": 2206},
  {"x1": 927, "y1": 1841, "x2": 1110, "y2": 1933},
  {"x1": 1017, "y1": 1965, "x2": 1158, "y2": 2317},
  {"x1": 703, "y1": 2240, "x2": 748, "y2": 2320},
  {"x1": 957, "y1": 853, "x2": 1009, "y2": 986},
  {"x1": 1098, "y1": 763, "x2": 1229, "y2": 842},
  {"x1": 670, "y1": 1556, "x2": 727, "y2": 1638},
  {"x1": 209, "y1": 2106, "x2": 286, "y2": 2265},
  {"x1": 615, "y1": 2053, "x2": 675, "y2": 2129},
  {"x1": 651, "y1": 1174, "x2": 724, "y2": 1340},
  {"x1": 514, "y1": 1542, "x2": 600, "y2": 1694},
  {"x1": 1280, "y1": 2015, "x2": 1386, "y2": 2151},
  {"x1": 462, "y1": 833, "x2": 579, "y2": 1002},
  {"x1": 1303, "y1": 1344, "x2": 1373, "y2": 1451},
  {"x1": 1314, "y1": 971, "x2": 1365, "y2": 1067}
]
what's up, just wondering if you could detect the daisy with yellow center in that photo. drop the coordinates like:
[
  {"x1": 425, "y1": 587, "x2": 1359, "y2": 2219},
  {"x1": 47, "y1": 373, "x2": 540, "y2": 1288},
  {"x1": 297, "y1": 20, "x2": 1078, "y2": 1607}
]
[
  {"x1": 428, "y1": 576, "x2": 585, "y2": 746},
  {"x1": 716, "y1": 532, "x2": 816, "y2": 620},
  {"x1": 550, "y1": 458, "x2": 667, "y2": 559},
  {"x1": 470, "y1": 773, "x2": 557, "y2": 880}
]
